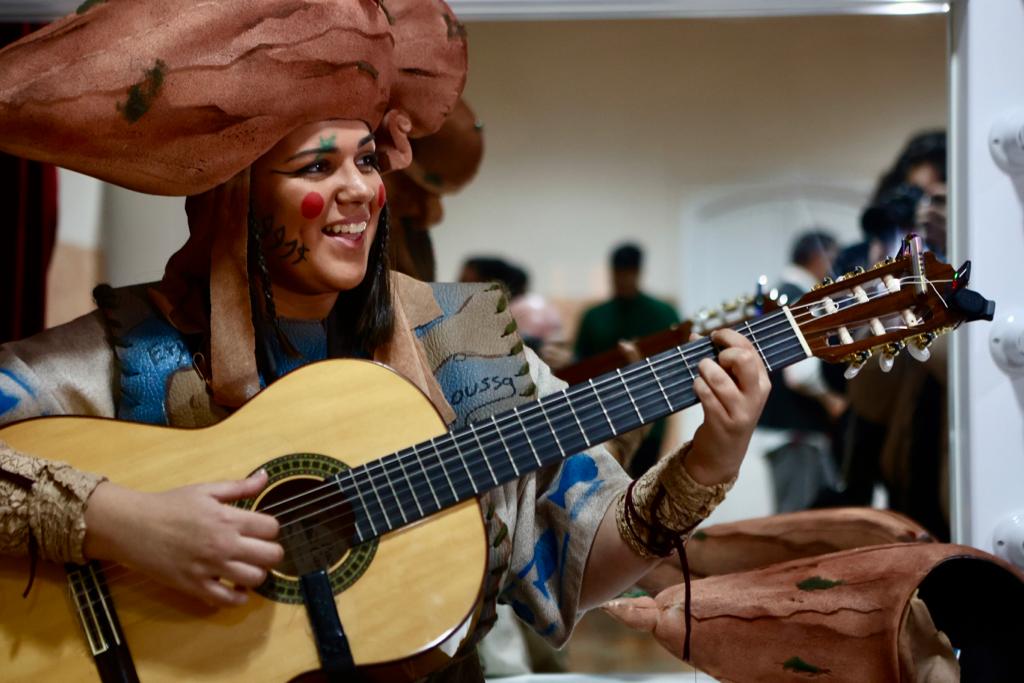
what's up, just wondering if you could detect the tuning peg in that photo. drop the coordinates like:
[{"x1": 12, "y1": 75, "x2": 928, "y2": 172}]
[
  {"x1": 812, "y1": 276, "x2": 835, "y2": 291},
  {"x1": 879, "y1": 352, "x2": 895, "y2": 373},
  {"x1": 872, "y1": 256, "x2": 897, "y2": 270},
  {"x1": 845, "y1": 362, "x2": 865, "y2": 380},
  {"x1": 907, "y1": 332, "x2": 937, "y2": 362},
  {"x1": 844, "y1": 350, "x2": 872, "y2": 379},
  {"x1": 835, "y1": 266, "x2": 865, "y2": 282},
  {"x1": 878, "y1": 341, "x2": 906, "y2": 373},
  {"x1": 907, "y1": 343, "x2": 930, "y2": 363}
]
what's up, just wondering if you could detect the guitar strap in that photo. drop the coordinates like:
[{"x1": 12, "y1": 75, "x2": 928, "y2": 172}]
[{"x1": 299, "y1": 569, "x2": 361, "y2": 682}]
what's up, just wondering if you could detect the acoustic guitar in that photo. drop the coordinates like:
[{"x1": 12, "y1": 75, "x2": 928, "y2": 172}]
[{"x1": 0, "y1": 241, "x2": 994, "y2": 682}]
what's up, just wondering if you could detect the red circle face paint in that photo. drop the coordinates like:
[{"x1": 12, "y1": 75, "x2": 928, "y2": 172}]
[
  {"x1": 300, "y1": 192, "x2": 325, "y2": 220},
  {"x1": 377, "y1": 184, "x2": 387, "y2": 210}
]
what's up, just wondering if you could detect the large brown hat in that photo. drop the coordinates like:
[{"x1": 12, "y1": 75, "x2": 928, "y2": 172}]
[
  {"x1": 0, "y1": 0, "x2": 467, "y2": 195},
  {"x1": 0, "y1": 0, "x2": 468, "y2": 406},
  {"x1": 385, "y1": 97, "x2": 483, "y2": 280},
  {"x1": 401, "y1": 97, "x2": 484, "y2": 196}
]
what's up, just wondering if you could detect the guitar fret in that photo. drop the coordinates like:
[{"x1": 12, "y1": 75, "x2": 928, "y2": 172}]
[
  {"x1": 380, "y1": 456, "x2": 408, "y2": 525},
  {"x1": 430, "y1": 437, "x2": 459, "y2": 501},
  {"x1": 648, "y1": 357, "x2": 673, "y2": 411},
  {"x1": 676, "y1": 346, "x2": 697, "y2": 381},
  {"x1": 744, "y1": 321, "x2": 772, "y2": 371},
  {"x1": 564, "y1": 392, "x2": 589, "y2": 445},
  {"x1": 334, "y1": 477, "x2": 366, "y2": 543},
  {"x1": 411, "y1": 443, "x2": 442, "y2": 511},
  {"x1": 493, "y1": 415, "x2": 520, "y2": 477},
  {"x1": 513, "y1": 407, "x2": 544, "y2": 468},
  {"x1": 589, "y1": 378, "x2": 614, "y2": 432},
  {"x1": 343, "y1": 469, "x2": 378, "y2": 538},
  {"x1": 364, "y1": 466, "x2": 394, "y2": 530},
  {"x1": 450, "y1": 434, "x2": 479, "y2": 495},
  {"x1": 536, "y1": 399, "x2": 565, "y2": 460},
  {"x1": 468, "y1": 422, "x2": 499, "y2": 486},
  {"x1": 393, "y1": 450, "x2": 424, "y2": 518},
  {"x1": 617, "y1": 368, "x2": 644, "y2": 422}
]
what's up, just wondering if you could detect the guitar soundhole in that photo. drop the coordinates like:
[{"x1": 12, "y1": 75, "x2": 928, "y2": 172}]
[{"x1": 256, "y1": 476, "x2": 354, "y2": 578}]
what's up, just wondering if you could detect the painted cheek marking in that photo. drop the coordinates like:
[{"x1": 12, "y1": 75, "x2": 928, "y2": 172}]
[
  {"x1": 300, "y1": 192, "x2": 325, "y2": 220},
  {"x1": 377, "y1": 184, "x2": 387, "y2": 209}
]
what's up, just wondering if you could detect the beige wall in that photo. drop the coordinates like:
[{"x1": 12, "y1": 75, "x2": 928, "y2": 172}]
[{"x1": 432, "y1": 14, "x2": 947, "y2": 313}]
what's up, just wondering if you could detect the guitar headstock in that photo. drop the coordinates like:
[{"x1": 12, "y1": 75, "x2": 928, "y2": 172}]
[
  {"x1": 791, "y1": 235, "x2": 995, "y2": 378},
  {"x1": 694, "y1": 278, "x2": 785, "y2": 335}
]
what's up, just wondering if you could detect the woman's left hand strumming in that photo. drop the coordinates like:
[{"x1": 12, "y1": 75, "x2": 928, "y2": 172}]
[{"x1": 686, "y1": 329, "x2": 771, "y2": 486}]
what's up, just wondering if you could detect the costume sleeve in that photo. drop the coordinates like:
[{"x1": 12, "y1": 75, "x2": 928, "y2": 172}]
[
  {"x1": 0, "y1": 311, "x2": 117, "y2": 424},
  {"x1": 498, "y1": 347, "x2": 631, "y2": 647},
  {"x1": 0, "y1": 441, "x2": 106, "y2": 563},
  {"x1": 0, "y1": 311, "x2": 116, "y2": 563}
]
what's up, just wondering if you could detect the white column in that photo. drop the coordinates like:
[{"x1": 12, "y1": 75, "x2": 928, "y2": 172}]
[{"x1": 949, "y1": 0, "x2": 1024, "y2": 552}]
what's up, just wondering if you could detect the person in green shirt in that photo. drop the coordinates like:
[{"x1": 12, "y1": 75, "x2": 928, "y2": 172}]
[{"x1": 574, "y1": 243, "x2": 682, "y2": 476}]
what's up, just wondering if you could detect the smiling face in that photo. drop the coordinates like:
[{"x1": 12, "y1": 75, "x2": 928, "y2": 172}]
[{"x1": 250, "y1": 120, "x2": 386, "y2": 318}]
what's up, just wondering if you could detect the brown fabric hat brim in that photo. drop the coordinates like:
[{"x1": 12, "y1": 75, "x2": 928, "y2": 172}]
[{"x1": 0, "y1": 0, "x2": 466, "y2": 196}]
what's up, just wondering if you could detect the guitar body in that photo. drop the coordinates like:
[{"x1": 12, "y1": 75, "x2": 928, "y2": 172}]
[{"x1": 0, "y1": 360, "x2": 487, "y2": 682}]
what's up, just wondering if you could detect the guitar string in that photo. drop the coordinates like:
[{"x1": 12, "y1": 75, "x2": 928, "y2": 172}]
[
  {"x1": 99, "y1": 272, "x2": 929, "y2": 604},
  {"x1": 84, "y1": 288, "x2": 944, "y2": 611},
  {"x1": 268, "y1": 274, "x2": 953, "y2": 549},
  {"x1": 90, "y1": 294, "x2": 921, "y2": 602},
  {"x1": 84, "y1": 345, "x2": 812, "y2": 610},
  {"x1": 87, "y1": 273, "x2": 940, "y2": 602},
  {"x1": 261, "y1": 272, "x2": 949, "y2": 521},
  {"x1": 258, "y1": 276, "x2": 905, "y2": 523},
  {"x1": 269, "y1": 274, "x2": 941, "y2": 535},
  {"x1": 255, "y1": 272, "x2": 933, "y2": 524},
  {"x1": 270, "y1": 307, "x2": 808, "y2": 536},
  {"x1": 85, "y1": 275, "x2": 944, "y2": 603}
]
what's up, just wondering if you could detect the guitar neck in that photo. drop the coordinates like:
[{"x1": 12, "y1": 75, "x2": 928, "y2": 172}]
[{"x1": 331, "y1": 307, "x2": 808, "y2": 545}]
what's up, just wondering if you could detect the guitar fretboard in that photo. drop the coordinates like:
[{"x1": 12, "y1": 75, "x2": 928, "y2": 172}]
[{"x1": 283, "y1": 307, "x2": 809, "y2": 545}]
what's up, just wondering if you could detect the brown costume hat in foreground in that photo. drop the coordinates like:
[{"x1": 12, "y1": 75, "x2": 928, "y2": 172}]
[
  {"x1": 0, "y1": 0, "x2": 468, "y2": 406},
  {"x1": 607, "y1": 542, "x2": 1024, "y2": 682}
]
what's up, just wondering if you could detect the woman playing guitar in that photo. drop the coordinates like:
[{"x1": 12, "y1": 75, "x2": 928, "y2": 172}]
[{"x1": 0, "y1": 1, "x2": 769, "y2": 680}]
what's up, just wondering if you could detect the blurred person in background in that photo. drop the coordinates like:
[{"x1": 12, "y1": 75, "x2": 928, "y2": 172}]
[
  {"x1": 833, "y1": 131, "x2": 951, "y2": 539},
  {"x1": 757, "y1": 230, "x2": 846, "y2": 512},
  {"x1": 574, "y1": 243, "x2": 681, "y2": 476}
]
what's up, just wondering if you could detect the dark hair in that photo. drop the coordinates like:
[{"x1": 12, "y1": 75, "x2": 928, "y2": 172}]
[
  {"x1": 860, "y1": 183, "x2": 924, "y2": 240},
  {"x1": 503, "y1": 264, "x2": 528, "y2": 298},
  {"x1": 248, "y1": 203, "x2": 394, "y2": 377},
  {"x1": 463, "y1": 256, "x2": 511, "y2": 282},
  {"x1": 328, "y1": 202, "x2": 394, "y2": 355},
  {"x1": 872, "y1": 130, "x2": 946, "y2": 202},
  {"x1": 461, "y1": 256, "x2": 530, "y2": 297},
  {"x1": 791, "y1": 230, "x2": 837, "y2": 267},
  {"x1": 611, "y1": 243, "x2": 642, "y2": 270}
]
